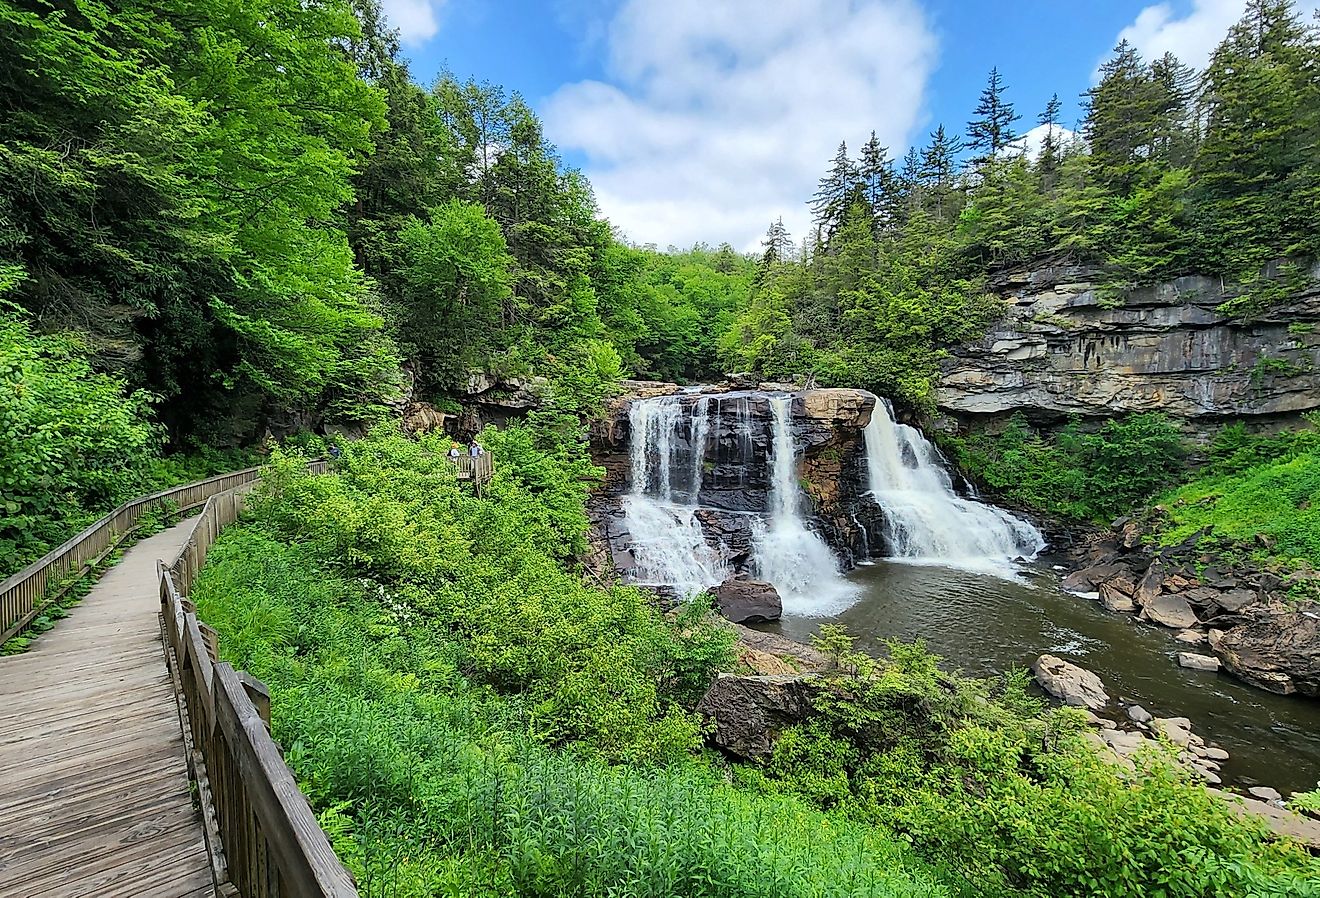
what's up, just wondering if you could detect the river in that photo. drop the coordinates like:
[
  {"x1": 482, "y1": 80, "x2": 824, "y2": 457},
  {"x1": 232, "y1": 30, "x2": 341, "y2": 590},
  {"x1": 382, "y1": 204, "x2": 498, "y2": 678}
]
[{"x1": 766, "y1": 558, "x2": 1320, "y2": 794}]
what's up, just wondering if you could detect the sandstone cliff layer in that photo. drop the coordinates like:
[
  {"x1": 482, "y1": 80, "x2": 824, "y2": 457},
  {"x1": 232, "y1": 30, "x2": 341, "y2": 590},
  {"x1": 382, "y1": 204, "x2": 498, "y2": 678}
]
[{"x1": 938, "y1": 262, "x2": 1320, "y2": 431}]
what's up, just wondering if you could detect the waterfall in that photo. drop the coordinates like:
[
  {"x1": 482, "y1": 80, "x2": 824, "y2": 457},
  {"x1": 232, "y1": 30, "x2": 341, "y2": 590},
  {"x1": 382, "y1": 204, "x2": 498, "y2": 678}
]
[
  {"x1": 862, "y1": 398, "x2": 1045, "y2": 575},
  {"x1": 753, "y1": 396, "x2": 858, "y2": 615},
  {"x1": 623, "y1": 395, "x2": 727, "y2": 597}
]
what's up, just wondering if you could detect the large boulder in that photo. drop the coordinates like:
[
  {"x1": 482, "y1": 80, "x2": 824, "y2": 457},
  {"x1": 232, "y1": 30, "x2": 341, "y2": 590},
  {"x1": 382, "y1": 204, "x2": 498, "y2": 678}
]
[
  {"x1": 1031, "y1": 654, "x2": 1110, "y2": 710},
  {"x1": 1144, "y1": 593, "x2": 1199, "y2": 629},
  {"x1": 1209, "y1": 607, "x2": 1320, "y2": 696},
  {"x1": 697, "y1": 673, "x2": 818, "y2": 760},
  {"x1": 711, "y1": 578, "x2": 782, "y2": 624}
]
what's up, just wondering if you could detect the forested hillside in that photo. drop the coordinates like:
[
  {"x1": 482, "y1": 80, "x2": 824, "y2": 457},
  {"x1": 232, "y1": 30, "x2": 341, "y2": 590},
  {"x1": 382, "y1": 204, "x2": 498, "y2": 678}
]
[{"x1": 722, "y1": 0, "x2": 1320, "y2": 408}]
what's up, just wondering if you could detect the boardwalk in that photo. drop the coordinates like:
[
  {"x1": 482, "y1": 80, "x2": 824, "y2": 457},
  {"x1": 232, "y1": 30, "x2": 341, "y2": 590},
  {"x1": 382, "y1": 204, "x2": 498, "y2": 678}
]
[{"x1": 0, "y1": 520, "x2": 212, "y2": 897}]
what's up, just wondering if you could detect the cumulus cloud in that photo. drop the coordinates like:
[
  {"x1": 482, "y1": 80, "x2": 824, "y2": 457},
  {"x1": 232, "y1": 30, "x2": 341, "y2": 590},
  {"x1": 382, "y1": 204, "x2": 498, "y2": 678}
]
[
  {"x1": 1003, "y1": 123, "x2": 1081, "y2": 161},
  {"x1": 381, "y1": 0, "x2": 447, "y2": 44},
  {"x1": 1107, "y1": 0, "x2": 1320, "y2": 74},
  {"x1": 543, "y1": 0, "x2": 937, "y2": 251}
]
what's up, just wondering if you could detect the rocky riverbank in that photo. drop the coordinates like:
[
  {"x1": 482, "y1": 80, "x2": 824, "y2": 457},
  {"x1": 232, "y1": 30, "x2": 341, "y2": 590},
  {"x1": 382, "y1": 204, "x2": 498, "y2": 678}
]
[
  {"x1": 1062, "y1": 514, "x2": 1320, "y2": 697},
  {"x1": 1027, "y1": 653, "x2": 1320, "y2": 849}
]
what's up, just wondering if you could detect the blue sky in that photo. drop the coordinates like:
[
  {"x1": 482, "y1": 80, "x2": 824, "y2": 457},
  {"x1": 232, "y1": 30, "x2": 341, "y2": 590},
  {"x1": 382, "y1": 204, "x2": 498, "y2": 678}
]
[{"x1": 380, "y1": 0, "x2": 1306, "y2": 250}]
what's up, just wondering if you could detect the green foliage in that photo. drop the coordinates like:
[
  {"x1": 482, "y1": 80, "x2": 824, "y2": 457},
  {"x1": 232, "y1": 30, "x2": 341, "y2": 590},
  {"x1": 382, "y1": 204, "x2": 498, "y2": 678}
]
[
  {"x1": 0, "y1": 0, "x2": 398, "y2": 442},
  {"x1": 0, "y1": 311, "x2": 159, "y2": 575},
  {"x1": 191, "y1": 436, "x2": 967, "y2": 897},
  {"x1": 237, "y1": 431, "x2": 732, "y2": 762},
  {"x1": 942, "y1": 413, "x2": 1187, "y2": 521},
  {"x1": 1157, "y1": 416, "x2": 1320, "y2": 566},
  {"x1": 762, "y1": 635, "x2": 1320, "y2": 898}
]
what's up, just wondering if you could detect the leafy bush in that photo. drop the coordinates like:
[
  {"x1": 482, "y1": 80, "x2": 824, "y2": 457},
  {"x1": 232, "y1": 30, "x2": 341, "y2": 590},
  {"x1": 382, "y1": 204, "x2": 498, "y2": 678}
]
[
  {"x1": 236, "y1": 429, "x2": 733, "y2": 763},
  {"x1": 942, "y1": 413, "x2": 1187, "y2": 521},
  {"x1": 759, "y1": 629, "x2": 1320, "y2": 898},
  {"x1": 0, "y1": 311, "x2": 160, "y2": 575}
]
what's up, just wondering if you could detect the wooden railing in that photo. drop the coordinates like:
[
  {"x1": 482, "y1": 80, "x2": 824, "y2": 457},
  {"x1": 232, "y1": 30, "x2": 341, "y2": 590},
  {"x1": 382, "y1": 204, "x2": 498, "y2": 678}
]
[
  {"x1": 159, "y1": 459, "x2": 357, "y2": 898},
  {"x1": 451, "y1": 452, "x2": 494, "y2": 491},
  {"x1": 1, "y1": 467, "x2": 265, "y2": 644}
]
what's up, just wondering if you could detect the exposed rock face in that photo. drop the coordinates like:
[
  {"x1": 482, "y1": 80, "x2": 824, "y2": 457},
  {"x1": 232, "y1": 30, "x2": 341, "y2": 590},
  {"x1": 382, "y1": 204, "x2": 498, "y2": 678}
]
[
  {"x1": 1031, "y1": 654, "x2": 1110, "y2": 710},
  {"x1": 1209, "y1": 609, "x2": 1320, "y2": 697},
  {"x1": 938, "y1": 261, "x2": 1320, "y2": 432},
  {"x1": 710, "y1": 578, "x2": 782, "y2": 624},
  {"x1": 696, "y1": 673, "x2": 818, "y2": 760}
]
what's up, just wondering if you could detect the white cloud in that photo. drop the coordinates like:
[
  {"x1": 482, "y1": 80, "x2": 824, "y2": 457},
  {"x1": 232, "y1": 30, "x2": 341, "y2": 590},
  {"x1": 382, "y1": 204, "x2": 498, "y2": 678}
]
[
  {"x1": 543, "y1": 0, "x2": 937, "y2": 251},
  {"x1": 381, "y1": 0, "x2": 447, "y2": 44},
  {"x1": 1003, "y1": 123, "x2": 1081, "y2": 160},
  {"x1": 1107, "y1": 0, "x2": 1320, "y2": 75}
]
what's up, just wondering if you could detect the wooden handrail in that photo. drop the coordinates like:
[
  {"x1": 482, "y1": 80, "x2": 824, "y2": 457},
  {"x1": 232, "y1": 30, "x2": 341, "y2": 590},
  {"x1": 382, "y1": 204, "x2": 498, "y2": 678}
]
[
  {"x1": 450, "y1": 452, "x2": 494, "y2": 493},
  {"x1": 1, "y1": 466, "x2": 265, "y2": 644},
  {"x1": 159, "y1": 458, "x2": 355, "y2": 898}
]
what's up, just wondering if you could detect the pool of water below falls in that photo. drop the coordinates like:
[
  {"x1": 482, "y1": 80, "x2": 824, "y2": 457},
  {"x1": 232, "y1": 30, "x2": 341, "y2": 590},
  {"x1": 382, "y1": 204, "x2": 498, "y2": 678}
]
[{"x1": 763, "y1": 558, "x2": 1320, "y2": 794}]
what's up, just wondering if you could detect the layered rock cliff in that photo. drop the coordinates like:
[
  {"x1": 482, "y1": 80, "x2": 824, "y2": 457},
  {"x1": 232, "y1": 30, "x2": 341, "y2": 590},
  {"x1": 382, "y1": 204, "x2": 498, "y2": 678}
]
[{"x1": 938, "y1": 262, "x2": 1320, "y2": 433}]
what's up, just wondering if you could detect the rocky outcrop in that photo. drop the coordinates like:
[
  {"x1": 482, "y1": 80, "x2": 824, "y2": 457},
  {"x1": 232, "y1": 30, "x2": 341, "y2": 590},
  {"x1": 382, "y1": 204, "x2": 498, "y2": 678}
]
[
  {"x1": 696, "y1": 673, "x2": 818, "y2": 760},
  {"x1": 938, "y1": 261, "x2": 1320, "y2": 432},
  {"x1": 711, "y1": 578, "x2": 782, "y2": 624},
  {"x1": 1063, "y1": 517, "x2": 1320, "y2": 697},
  {"x1": 1209, "y1": 609, "x2": 1320, "y2": 697},
  {"x1": 1031, "y1": 654, "x2": 1110, "y2": 710}
]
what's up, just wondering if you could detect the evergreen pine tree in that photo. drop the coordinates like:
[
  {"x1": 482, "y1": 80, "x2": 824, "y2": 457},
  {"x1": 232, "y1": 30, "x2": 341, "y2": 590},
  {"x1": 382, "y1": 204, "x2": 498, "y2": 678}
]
[
  {"x1": 858, "y1": 131, "x2": 897, "y2": 231},
  {"x1": 966, "y1": 67, "x2": 1021, "y2": 165},
  {"x1": 810, "y1": 141, "x2": 860, "y2": 240},
  {"x1": 920, "y1": 125, "x2": 962, "y2": 219},
  {"x1": 1036, "y1": 93, "x2": 1063, "y2": 187}
]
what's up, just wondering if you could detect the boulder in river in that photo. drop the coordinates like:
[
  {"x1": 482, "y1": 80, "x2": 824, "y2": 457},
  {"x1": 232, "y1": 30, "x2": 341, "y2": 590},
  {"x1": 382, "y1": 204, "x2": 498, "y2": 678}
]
[
  {"x1": 1143, "y1": 592, "x2": 1199, "y2": 629},
  {"x1": 1031, "y1": 654, "x2": 1109, "y2": 710},
  {"x1": 1177, "y1": 652, "x2": 1221, "y2": 672},
  {"x1": 1209, "y1": 607, "x2": 1320, "y2": 696},
  {"x1": 697, "y1": 673, "x2": 817, "y2": 760},
  {"x1": 1099, "y1": 579, "x2": 1136, "y2": 613},
  {"x1": 711, "y1": 578, "x2": 782, "y2": 624}
]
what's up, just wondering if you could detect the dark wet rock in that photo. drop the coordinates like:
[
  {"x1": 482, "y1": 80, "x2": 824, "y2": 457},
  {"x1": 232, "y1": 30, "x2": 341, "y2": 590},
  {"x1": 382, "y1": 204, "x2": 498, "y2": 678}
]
[
  {"x1": 1213, "y1": 588, "x2": 1258, "y2": 613},
  {"x1": 1100, "y1": 580, "x2": 1136, "y2": 613},
  {"x1": 697, "y1": 673, "x2": 818, "y2": 760},
  {"x1": 1062, "y1": 562, "x2": 1132, "y2": 592},
  {"x1": 711, "y1": 578, "x2": 782, "y2": 624},
  {"x1": 1209, "y1": 607, "x2": 1320, "y2": 697},
  {"x1": 1144, "y1": 592, "x2": 1199, "y2": 629},
  {"x1": 1031, "y1": 654, "x2": 1109, "y2": 710}
]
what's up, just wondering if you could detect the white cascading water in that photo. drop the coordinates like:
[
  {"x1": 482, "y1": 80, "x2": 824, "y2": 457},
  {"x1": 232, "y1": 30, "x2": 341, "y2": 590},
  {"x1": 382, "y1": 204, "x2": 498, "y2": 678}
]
[
  {"x1": 753, "y1": 396, "x2": 859, "y2": 615},
  {"x1": 623, "y1": 396, "x2": 728, "y2": 597},
  {"x1": 862, "y1": 398, "x2": 1045, "y2": 576}
]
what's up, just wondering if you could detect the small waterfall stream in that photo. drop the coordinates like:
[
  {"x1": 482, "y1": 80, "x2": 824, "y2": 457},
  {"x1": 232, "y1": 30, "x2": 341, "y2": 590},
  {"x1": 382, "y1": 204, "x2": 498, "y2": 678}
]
[
  {"x1": 862, "y1": 399, "x2": 1045, "y2": 575},
  {"x1": 752, "y1": 396, "x2": 858, "y2": 614},
  {"x1": 622, "y1": 396, "x2": 727, "y2": 597}
]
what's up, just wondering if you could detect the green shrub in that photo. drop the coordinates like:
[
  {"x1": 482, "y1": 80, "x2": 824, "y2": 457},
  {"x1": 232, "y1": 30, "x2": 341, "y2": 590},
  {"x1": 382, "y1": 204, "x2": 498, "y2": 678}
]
[
  {"x1": 0, "y1": 311, "x2": 161, "y2": 575},
  {"x1": 942, "y1": 413, "x2": 1187, "y2": 521},
  {"x1": 1157, "y1": 418, "x2": 1320, "y2": 567},
  {"x1": 759, "y1": 632, "x2": 1319, "y2": 897}
]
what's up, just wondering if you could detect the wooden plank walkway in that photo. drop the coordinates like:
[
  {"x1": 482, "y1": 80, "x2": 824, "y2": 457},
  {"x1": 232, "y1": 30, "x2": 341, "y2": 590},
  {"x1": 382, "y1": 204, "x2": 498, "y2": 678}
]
[{"x1": 0, "y1": 520, "x2": 213, "y2": 898}]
